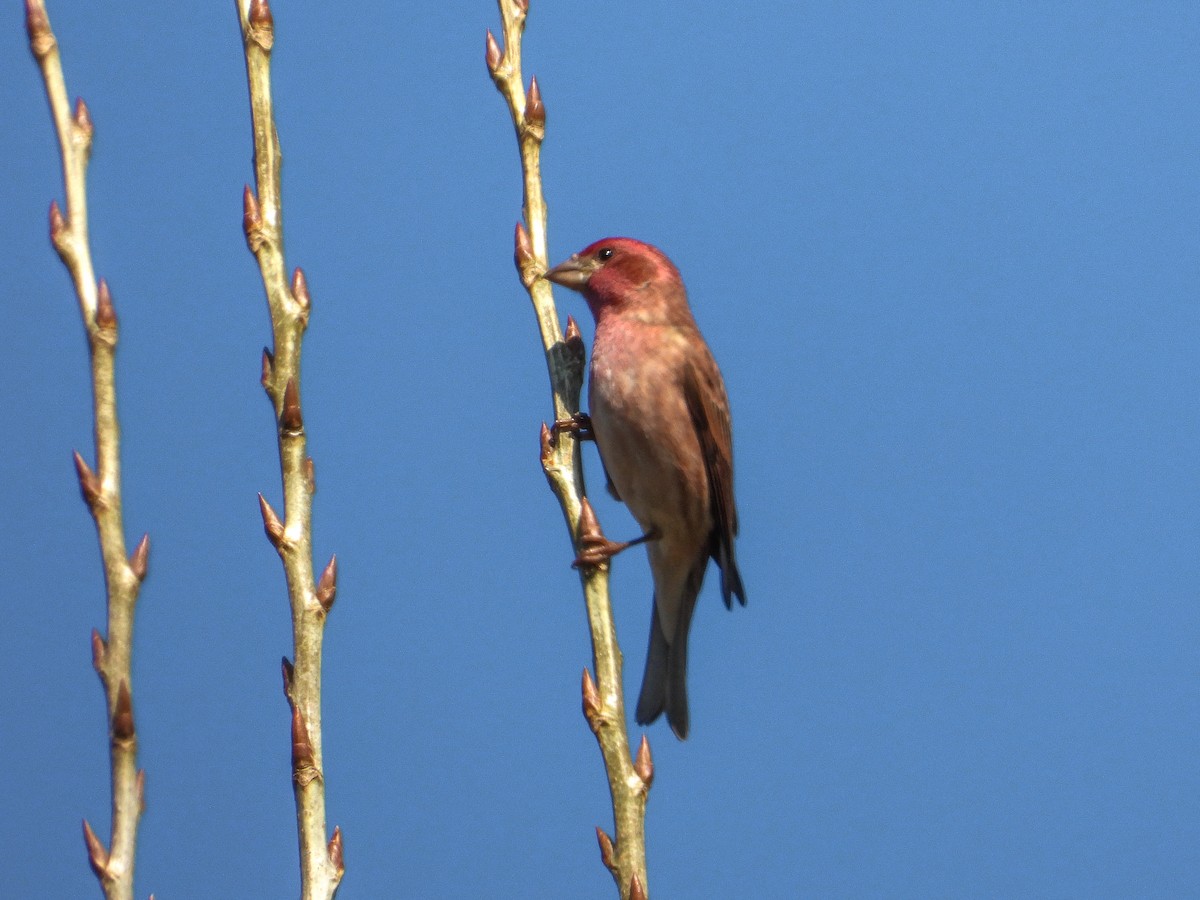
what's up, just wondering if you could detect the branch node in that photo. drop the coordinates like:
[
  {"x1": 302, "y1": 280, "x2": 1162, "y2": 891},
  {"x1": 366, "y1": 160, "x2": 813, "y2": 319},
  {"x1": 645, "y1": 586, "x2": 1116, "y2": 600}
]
[
  {"x1": 95, "y1": 279, "x2": 118, "y2": 340},
  {"x1": 260, "y1": 347, "x2": 274, "y2": 391},
  {"x1": 129, "y1": 533, "x2": 150, "y2": 582},
  {"x1": 91, "y1": 628, "x2": 106, "y2": 676},
  {"x1": 485, "y1": 30, "x2": 503, "y2": 75},
  {"x1": 242, "y1": 186, "x2": 265, "y2": 253},
  {"x1": 523, "y1": 76, "x2": 545, "y2": 142},
  {"x1": 291, "y1": 704, "x2": 321, "y2": 786},
  {"x1": 72, "y1": 450, "x2": 102, "y2": 512},
  {"x1": 112, "y1": 679, "x2": 135, "y2": 742},
  {"x1": 247, "y1": 0, "x2": 275, "y2": 50},
  {"x1": 581, "y1": 667, "x2": 602, "y2": 732},
  {"x1": 634, "y1": 735, "x2": 654, "y2": 789},
  {"x1": 280, "y1": 377, "x2": 304, "y2": 435},
  {"x1": 72, "y1": 97, "x2": 94, "y2": 159},
  {"x1": 316, "y1": 554, "x2": 338, "y2": 612},
  {"x1": 595, "y1": 826, "x2": 616, "y2": 873},
  {"x1": 258, "y1": 493, "x2": 285, "y2": 549},
  {"x1": 81, "y1": 818, "x2": 110, "y2": 881},
  {"x1": 328, "y1": 826, "x2": 345, "y2": 877},
  {"x1": 291, "y1": 267, "x2": 311, "y2": 311}
]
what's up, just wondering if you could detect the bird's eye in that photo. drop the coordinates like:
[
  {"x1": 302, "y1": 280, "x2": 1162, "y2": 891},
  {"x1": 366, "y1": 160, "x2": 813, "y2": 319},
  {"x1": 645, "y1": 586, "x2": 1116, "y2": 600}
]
[{"x1": 597, "y1": 247, "x2": 614, "y2": 261}]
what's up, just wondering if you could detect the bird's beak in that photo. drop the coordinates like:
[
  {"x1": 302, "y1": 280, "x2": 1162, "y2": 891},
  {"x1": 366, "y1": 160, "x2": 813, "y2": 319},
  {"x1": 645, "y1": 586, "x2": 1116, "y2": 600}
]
[{"x1": 543, "y1": 254, "x2": 599, "y2": 292}]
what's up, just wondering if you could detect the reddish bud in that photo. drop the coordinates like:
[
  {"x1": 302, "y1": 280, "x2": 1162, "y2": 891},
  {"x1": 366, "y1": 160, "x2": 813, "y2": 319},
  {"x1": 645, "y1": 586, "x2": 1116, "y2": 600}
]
[
  {"x1": 112, "y1": 679, "x2": 135, "y2": 741},
  {"x1": 137, "y1": 769, "x2": 146, "y2": 814},
  {"x1": 291, "y1": 704, "x2": 316, "y2": 779},
  {"x1": 95, "y1": 279, "x2": 117, "y2": 335},
  {"x1": 524, "y1": 77, "x2": 545, "y2": 136},
  {"x1": 629, "y1": 873, "x2": 647, "y2": 900},
  {"x1": 539, "y1": 421, "x2": 553, "y2": 466},
  {"x1": 304, "y1": 457, "x2": 316, "y2": 494},
  {"x1": 49, "y1": 198, "x2": 67, "y2": 239},
  {"x1": 328, "y1": 826, "x2": 345, "y2": 875},
  {"x1": 514, "y1": 221, "x2": 534, "y2": 270},
  {"x1": 25, "y1": 0, "x2": 53, "y2": 59},
  {"x1": 73, "y1": 450, "x2": 101, "y2": 510},
  {"x1": 581, "y1": 667, "x2": 601, "y2": 728},
  {"x1": 577, "y1": 497, "x2": 602, "y2": 546},
  {"x1": 634, "y1": 735, "x2": 654, "y2": 787},
  {"x1": 291, "y1": 267, "x2": 311, "y2": 309},
  {"x1": 280, "y1": 378, "x2": 303, "y2": 434},
  {"x1": 258, "y1": 493, "x2": 285, "y2": 548},
  {"x1": 247, "y1": 0, "x2": 274, "y2": 50},
  {"x1": 564, "y1": 315, "x2": 582, "y2": 346},
  {"x1": 261, "y1": 347, "x2": 274, "y2": 389},
  {"x1": 595, "y1": 826, "x2": 615, "y2": 870},
  {"x1": 129, "y1": 533, "x2": 150, "y2": 582},
  {"x1": 316, "y1": 555, "x2": 338, "y2": 611},
  {"x1": 81, "y1": 819, "x2": 109, "y2": 879},
  {"x1": 485, "y1": 30, "x2": 502, "y2": 73},
  {"x1": 73, "y1": 97, "x2": 94, "y2": 151},
  {"x1": 91, "y1": 629, "x2": 106, "y2": 674},
  {"x1": 281, "y1": 656, "x2": 295, "y2": 698},
  {"x1": 242, "y1": 186, "x2": 264, "y2": 252},
  {"x1": 512, "y1": 0, "x2": 528, "y2": 14}
]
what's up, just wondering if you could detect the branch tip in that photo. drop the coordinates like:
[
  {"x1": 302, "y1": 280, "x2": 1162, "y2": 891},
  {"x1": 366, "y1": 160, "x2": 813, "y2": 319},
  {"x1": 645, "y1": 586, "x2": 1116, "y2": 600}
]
[
  {"x1": 112, "y1": 679, "x2": 135, "y2": 741},
  {"x1": 316, "y1": 555, "x2": 338, "y2": 611},
  {"x1": 247, "y1": 0, "x2": 275, "y2": 50},
  {"x1": 81, "y1": 818, "x2": 109, "y2": 879},
  {"x1": 72, "y1": 450, "x2": 101, "y2": 510},
  {"x1": 630, "y1": 872, "x2": 647, "y2": 900},
  {"x1": 634, "y1": 735, "x2": 654, "y2": 787},
  {"x1": 595, "y1": 826, "x2": 615, "y2": 871},
  {"x1": 280, "y1": 377, "x2": 303, "y2": 434},
  {"x1": 258, "y1": 493, "x2": 285, "y2": 548},
  {"x1": 129, "y1": 533, "x2": 150, "y2": 582},
  {"x1": 25, "y1": 0, "x2": 53, "y2": 59}
]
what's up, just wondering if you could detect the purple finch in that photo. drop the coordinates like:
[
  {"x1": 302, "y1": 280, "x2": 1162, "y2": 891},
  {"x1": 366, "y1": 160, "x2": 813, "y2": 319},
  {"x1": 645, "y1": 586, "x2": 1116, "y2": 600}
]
[{"x1": 545, "y1": 237, "x2": 745, "y2": 740}]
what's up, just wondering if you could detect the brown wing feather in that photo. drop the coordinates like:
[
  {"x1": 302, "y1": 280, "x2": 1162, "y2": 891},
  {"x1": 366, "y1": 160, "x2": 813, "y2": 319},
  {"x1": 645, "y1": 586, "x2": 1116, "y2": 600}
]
[{"x1": 682, "y1": 342, "x2": 745, "y2": 608}]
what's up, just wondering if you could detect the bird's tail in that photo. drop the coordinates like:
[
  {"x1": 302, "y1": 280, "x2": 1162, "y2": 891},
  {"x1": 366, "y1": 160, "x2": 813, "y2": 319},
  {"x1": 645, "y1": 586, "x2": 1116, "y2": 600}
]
[{"x1": 635, "y1": 563, "x2": 706, "y2": 740}]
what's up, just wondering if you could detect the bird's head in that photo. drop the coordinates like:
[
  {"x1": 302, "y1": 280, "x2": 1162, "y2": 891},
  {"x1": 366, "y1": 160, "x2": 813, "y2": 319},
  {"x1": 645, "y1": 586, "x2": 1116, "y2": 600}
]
[{"x1": 544, "y1": 237, "x2": 691, "y2": 325}]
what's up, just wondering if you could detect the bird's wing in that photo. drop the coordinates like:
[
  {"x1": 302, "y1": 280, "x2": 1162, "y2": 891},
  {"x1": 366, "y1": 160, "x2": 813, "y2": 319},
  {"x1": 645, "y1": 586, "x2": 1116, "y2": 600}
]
[{"x1": 682, "y1": 344, "x2": 745, "y2": 608}]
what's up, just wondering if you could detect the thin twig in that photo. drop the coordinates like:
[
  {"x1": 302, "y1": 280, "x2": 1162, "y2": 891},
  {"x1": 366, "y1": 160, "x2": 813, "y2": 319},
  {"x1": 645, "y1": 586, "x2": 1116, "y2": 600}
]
[
  {"x1": 487, "y1": 2, "x2": 651, "y2": 897},
  {"x1": 235, "y1": 2, "x2": 343, "y2": 897},
  {"x1": 26, "y1": 3, "x2": 148, "y2": 898}
]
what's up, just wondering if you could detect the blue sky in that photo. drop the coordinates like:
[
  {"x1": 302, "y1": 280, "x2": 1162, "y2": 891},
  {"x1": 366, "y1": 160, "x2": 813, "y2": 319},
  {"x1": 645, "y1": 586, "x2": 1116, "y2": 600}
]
[{"x1": 3, "y1": 2, "x2": 1198, "y2": 897}]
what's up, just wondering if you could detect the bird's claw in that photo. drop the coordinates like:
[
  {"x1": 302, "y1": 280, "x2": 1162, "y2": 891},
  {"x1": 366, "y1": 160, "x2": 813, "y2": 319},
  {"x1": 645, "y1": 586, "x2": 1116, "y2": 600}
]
[
  {"x1": 551, "y1": 412, "x2": 594, "y2": 445},
  {"x1": 572, "y1": 535, "x2": 631, "y2": 569}
]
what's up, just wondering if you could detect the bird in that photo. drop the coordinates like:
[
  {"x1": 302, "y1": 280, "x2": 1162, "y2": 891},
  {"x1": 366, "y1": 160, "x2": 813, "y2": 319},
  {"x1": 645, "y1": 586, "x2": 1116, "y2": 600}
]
[{"x1": 544, "y1": 237, "x2": 745, "y2": 739}]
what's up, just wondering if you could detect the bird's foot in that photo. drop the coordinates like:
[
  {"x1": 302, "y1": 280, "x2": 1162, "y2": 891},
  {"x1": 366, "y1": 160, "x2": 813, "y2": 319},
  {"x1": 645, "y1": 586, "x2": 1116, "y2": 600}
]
[
  {"x1": 551, "y1": 412, "x2": 594, "y2": 444},
  {"x1": 572, "y1": 527, "x2": 660, "y2": 569}
]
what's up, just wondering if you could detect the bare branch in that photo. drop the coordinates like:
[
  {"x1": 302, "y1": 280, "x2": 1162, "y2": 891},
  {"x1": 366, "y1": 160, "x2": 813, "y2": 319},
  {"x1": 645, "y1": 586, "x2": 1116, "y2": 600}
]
[
  {"x1": 488, "y1": 1, "x2": 650, "y2": 896},
  {"x1": 235, "y1": 1, "x2": 342, "y2": 896},
  {"x1": 27, "y1": 2, "x2": 147, "y2": 896}
]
